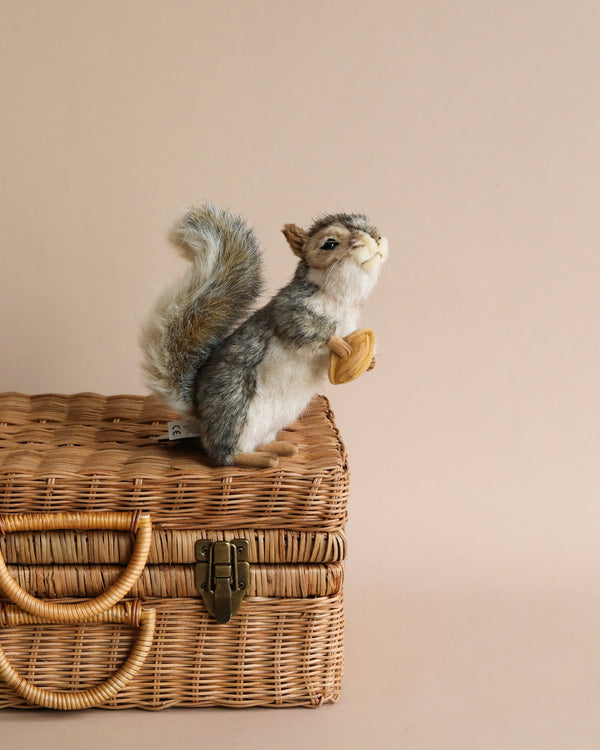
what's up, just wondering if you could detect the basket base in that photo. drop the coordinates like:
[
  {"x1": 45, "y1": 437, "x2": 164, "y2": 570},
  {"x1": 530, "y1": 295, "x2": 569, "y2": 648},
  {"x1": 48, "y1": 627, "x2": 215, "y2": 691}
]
[{"x1": 0, "y1": 595, "x2": 344, "y2": 709}]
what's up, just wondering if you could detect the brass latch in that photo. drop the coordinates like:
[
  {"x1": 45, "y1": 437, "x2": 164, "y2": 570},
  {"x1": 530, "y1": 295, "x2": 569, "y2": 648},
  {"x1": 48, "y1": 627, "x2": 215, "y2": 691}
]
[{"x1": 195, "y1": 539, "x2": 250, "y2": 624}]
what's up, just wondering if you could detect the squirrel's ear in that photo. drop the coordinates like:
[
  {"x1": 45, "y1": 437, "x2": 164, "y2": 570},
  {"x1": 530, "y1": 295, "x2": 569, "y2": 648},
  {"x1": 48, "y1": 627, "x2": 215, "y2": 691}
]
[{"x1": 282, "y1": 224, "x2": 308, "y2": 258}]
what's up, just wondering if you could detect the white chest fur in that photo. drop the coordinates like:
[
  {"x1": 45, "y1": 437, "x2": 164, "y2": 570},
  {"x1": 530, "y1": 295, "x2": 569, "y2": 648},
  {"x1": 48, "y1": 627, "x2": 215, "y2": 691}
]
[
  {"x1": 305, "y1": 264, "x2": 371, "y2": 337},
  {"x1": 306, "y1": 289, "x2": 361, "y2": 338},
  {"x1": 237, "y1": 337, "x2": 329, "y2": 452}
]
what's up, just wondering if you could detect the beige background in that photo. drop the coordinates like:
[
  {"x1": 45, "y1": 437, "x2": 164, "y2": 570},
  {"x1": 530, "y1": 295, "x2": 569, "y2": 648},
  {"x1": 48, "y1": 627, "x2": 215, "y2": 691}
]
[{"x1": 2, "y1": 1, "x2": 600, "y2": 747}]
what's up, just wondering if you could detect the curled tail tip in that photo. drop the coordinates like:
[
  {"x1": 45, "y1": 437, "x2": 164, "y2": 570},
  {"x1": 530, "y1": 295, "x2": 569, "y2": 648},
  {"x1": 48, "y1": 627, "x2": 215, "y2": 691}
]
[
  {"x1": 168, "y1": 204, "x2": 216, "y2": 262},
  {"x1": 168, "y1": 203, "x2": 259, "y2": 265}
]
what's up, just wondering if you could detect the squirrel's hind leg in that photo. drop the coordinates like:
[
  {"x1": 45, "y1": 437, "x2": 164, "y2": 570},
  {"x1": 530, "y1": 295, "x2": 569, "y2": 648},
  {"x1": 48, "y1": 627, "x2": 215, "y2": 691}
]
[
  {"x1": 233, "y1": 451, "x2": 279, "y2": 469},
  {"x1": 257, "y1": 440, "x2": 299, "y2": 457}
]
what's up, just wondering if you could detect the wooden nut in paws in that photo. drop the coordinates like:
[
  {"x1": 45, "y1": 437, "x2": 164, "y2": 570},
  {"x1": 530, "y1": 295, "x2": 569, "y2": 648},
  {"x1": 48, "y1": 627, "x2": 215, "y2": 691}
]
[{"x1": 328, "y1": 329, "x2": 376, "y2": 385}]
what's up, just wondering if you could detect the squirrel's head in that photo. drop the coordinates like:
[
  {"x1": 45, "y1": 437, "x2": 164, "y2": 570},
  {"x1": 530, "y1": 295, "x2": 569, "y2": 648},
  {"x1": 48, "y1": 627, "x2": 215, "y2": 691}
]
[
  {"x1": 282, "y1": 214, "x2": 387, "y2": 272},
  {"x1": 282, "y1": 214, "x2": 388, "y2": 297}
]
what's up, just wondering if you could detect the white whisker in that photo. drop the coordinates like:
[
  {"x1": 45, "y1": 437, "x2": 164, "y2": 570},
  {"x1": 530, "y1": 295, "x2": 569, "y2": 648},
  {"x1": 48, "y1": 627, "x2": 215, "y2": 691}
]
[{"x1": 385, "y1": 262, "x2": 398, "y2": 288}]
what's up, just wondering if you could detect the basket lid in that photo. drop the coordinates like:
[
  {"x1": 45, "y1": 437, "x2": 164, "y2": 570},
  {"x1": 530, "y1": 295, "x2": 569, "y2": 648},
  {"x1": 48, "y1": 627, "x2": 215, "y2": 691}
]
[{"x1": 0, "y1": 393, "x2": 349, "y2": 532}]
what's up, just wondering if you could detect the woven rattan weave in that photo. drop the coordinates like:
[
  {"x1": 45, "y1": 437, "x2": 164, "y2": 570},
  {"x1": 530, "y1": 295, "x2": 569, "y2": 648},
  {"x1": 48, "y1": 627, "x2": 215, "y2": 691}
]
[
  {"x1": 0, "y1": 393, "x2": 348, "y2": 709},
  {"x1": 0, "y1": 393, "x2": 348, "y2": 529}
]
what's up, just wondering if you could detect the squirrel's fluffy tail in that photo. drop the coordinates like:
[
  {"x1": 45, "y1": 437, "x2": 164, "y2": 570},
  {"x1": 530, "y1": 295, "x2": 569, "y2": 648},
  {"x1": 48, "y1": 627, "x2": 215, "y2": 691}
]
[{"x1": 140, "y1": 204, "x2": 264, "y2": 414}]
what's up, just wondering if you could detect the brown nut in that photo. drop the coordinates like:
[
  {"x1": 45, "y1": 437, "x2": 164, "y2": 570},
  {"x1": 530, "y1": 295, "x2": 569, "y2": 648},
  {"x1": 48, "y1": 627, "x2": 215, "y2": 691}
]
[{"x1": 328, "y1": 329, "x2": 376, "y2": 385}]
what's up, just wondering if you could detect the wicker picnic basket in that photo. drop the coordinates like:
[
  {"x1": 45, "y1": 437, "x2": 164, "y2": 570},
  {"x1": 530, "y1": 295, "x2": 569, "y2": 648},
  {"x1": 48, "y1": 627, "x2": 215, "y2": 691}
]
[{"x1": 0, "y1": 392, "x2": 348, "y2": 710}]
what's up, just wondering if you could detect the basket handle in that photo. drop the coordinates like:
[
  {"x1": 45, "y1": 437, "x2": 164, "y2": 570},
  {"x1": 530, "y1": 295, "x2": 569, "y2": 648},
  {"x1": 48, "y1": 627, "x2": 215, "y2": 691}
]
[
  {"x1": 0, "y1": 511, "x2": 152, "y2": 622},
  {"x1": 0, "y1": 603, "x2": 156, "y2": 709}
]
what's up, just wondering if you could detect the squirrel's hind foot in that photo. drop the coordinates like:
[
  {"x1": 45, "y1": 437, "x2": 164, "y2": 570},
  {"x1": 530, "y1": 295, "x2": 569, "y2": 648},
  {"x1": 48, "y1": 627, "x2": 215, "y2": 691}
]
[
  {"x1": 232, "y1": 441, "x2": 298, "y2": 468},
  {"x1": 233, "y1": 451, "x2": 279, "y2": 469},
  {"x1": 258, "y1": 441, "x2": 299, "y2": 457}
]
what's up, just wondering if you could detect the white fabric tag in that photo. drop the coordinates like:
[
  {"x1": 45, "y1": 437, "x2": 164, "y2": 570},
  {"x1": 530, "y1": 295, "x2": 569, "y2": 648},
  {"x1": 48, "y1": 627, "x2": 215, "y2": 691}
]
[{"x1": 165, "y1": 418, "x2": 203, "y2": 440}]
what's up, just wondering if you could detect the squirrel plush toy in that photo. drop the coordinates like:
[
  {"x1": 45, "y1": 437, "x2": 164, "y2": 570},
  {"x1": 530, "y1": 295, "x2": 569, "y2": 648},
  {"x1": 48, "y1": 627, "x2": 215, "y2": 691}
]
[{"x1": 140, "y1": 204, "x2": 388, "y2": 468}]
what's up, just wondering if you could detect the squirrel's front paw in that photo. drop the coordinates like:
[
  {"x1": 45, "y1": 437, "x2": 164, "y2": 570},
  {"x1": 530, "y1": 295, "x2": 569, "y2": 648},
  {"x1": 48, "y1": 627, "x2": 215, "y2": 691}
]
[{"x1": 327, "y1": 335, "x2": 352, "y2": 358}]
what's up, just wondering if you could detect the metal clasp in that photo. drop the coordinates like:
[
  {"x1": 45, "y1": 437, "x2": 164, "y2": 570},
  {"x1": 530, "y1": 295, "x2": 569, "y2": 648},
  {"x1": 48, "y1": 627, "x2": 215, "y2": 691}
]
[{"x1": 195, "y1": 539, "x2": 250, "y2": 624}]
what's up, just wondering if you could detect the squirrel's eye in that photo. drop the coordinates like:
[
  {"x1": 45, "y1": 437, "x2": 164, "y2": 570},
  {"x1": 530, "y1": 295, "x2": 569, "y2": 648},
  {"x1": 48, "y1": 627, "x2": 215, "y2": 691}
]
[{"x1": 320, "y1": 239, "x2": 339, "y2": 251}]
